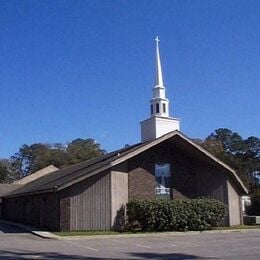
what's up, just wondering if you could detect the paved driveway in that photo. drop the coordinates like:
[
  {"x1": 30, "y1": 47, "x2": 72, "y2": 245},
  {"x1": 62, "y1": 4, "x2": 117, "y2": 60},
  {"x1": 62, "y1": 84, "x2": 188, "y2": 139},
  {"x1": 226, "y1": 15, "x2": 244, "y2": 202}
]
[{"x1": 0, "y1": 222, "x2": 260, "y2": 259}]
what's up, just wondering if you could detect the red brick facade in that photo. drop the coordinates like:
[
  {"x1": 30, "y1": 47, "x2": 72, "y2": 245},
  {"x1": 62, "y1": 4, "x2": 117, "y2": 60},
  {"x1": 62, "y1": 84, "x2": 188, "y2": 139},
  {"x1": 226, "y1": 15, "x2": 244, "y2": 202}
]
[{"x1": 128, "y1": 141, "x2": 231, "y2": 205}]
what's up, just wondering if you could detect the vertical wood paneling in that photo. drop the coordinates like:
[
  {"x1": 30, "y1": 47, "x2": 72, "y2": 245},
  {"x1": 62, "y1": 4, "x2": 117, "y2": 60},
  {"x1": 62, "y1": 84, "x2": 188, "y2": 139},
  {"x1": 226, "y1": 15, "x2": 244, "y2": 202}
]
[
  {"x1": 227, "y1": 180, "x2": 241, "y2": 225},
  {"x1": 111, "y1": 168, "x2": 128, "y2": 227},
  {"x1": 70, "y1": 171, "x2": 111, "y2": 230}
]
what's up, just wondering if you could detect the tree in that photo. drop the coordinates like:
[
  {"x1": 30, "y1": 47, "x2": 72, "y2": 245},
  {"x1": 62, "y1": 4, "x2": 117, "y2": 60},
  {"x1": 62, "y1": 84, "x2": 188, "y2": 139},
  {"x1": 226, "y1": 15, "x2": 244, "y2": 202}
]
[
  {"x1": 243, "y1": 136, "x2": 260, "y2": 191},
  {"x1": 194, "y1": 138, "x2": 225, "y2": 159},
  {"x1": 65, "y1": 138, "x2": 105, "y2": 166},
  {"x1": 206, "y1": 128, "x2": 246, "y2": 154},
  {"x1": 0, "y1": 160, "x2": 8, "y2": 183},
  {"x1": 244, "y1": 136, "x2": 260, "y2": 159},
  {"x1": 10, "y1": 143, "x2": 52, "y2": 178},
  {"x1": 197, "y1": 128, "x2": 260, "y2": 191},
  {"x1": 10, "y1": 138, "x2": 106, "y2": 178}
]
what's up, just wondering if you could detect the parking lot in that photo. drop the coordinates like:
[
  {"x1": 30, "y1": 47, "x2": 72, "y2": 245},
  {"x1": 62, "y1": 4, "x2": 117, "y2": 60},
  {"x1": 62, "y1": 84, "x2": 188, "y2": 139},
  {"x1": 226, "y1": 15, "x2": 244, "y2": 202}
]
[{"x1": 0, "y1": 222, "x2": 260, "y2": 259}]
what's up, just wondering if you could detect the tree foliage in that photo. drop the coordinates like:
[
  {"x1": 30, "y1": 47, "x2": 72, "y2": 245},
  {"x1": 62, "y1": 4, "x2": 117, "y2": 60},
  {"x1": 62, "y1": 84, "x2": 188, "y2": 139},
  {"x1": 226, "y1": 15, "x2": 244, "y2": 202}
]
[
  {"x1": 8, "y1": 138, "x2": 105, "y2": 180},
  {"x1": 196, "y1": 128, "x2": 260, "y2": 192},
  {"x1": 207, "y1": 128, "x2": 246, "y2": 154},
  {"x1": 0, "y1": 160, "x2": 8, "y2": 183},
  {"x1": 246, "y1": 192, "x2": 260, "y2": 216},
  {"x1": 65, "y1": 138, "x2": 105, "y2": 166}
]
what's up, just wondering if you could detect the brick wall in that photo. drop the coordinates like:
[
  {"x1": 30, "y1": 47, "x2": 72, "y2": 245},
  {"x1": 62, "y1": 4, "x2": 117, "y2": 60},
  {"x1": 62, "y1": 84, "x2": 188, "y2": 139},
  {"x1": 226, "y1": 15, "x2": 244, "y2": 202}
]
[
  {"x1": 128, "y1": 141, "x2": 229, "y2": 202},
  {"x1": 128, "y1": 142, "x2": 198, "y2": 200},
  {"x1": 128, "y1": 157, "x2": 155, "y2": 199}
]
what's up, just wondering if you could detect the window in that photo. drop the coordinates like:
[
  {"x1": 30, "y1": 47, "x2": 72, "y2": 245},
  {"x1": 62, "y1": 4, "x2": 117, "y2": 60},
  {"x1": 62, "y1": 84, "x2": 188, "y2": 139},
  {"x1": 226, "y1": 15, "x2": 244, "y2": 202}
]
[
  {"x1": 156, "y1": 103, "x2": 160, "y2": 113},
  {"x1": 163, "y1": 103, "x2": 166, "y2": 113},
  {"x1": 150, "y1": 104, "x2": 153, "y2": 115},
  {"x1": 155, "y1": 163, "x2": 171, "y2": 199}
]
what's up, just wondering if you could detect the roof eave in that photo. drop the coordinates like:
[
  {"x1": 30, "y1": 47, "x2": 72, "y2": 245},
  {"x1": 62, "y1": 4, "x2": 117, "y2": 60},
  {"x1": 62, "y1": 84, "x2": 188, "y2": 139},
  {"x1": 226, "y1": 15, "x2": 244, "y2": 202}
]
[{"x1": 4, "y1": 188, "x2": 57, "y2": 199}]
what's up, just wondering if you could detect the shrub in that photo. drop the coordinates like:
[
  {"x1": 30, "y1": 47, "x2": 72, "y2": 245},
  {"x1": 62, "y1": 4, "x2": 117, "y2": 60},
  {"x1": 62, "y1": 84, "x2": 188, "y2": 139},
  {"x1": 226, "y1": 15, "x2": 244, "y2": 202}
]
[
  {"x1": 126, "y1": 198, "x2": 227, "y2": 232},
  {"x1": 246, "y1": 193, "x2": 260, "y2": 216}
]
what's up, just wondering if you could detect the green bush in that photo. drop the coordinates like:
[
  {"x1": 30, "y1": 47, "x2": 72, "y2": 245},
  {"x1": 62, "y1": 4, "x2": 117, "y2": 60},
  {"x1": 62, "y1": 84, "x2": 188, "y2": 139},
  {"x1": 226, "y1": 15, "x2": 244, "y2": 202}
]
[
  {"x1": 246, "y1": 193, "x2": 260, "y2": 216},
  {"x1": 126, "y1": 198, "x2": 227, "y2": 231}
]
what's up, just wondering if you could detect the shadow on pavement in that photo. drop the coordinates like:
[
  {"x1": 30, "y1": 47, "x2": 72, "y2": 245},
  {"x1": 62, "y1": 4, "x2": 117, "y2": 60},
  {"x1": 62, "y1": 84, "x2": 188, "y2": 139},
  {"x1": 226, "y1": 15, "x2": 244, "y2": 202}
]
[
  {"x1": 127, "y1": 252, "x2": 219, "y2": 259},
  {"x1": 0, "y1": 250, "x2": 119, "y2": 259},
  {"x1": 0, "y1": 250, "x2": 86, "y2": 259},
  {"x1": 0, "y1": 249, "x2": 220, "y2": 259},
  {"x1": 0, "y1": 222, "x2": 26, "y2": 233}
]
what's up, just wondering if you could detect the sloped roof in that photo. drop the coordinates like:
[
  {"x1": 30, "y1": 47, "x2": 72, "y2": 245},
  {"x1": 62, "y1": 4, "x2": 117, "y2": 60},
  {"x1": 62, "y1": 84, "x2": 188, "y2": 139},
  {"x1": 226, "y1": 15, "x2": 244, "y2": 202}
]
[
  {"x1": 13, "y1": 165, "x2": 59, "y2": 184},
  {"x1": 6, "y1": 142, "x2": 147, "y2": 197},
  {"x1": 0, "y1": 184, "x2": 22, "y2": 198},
  {"x1": 5, "y1": 131, "x2": 248, "y2": 198}
]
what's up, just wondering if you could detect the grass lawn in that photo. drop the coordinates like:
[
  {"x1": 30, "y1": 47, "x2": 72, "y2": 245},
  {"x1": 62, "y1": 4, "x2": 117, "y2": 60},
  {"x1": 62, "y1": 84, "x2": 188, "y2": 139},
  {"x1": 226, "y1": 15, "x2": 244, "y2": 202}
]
[
  {"x1": 52, "y1": 225, "x2": 260, "y2": 236},
  {"x1": 52, "y1": 230, "x2": 128, "y2": 236},
  {"x1": 214, "y1": 225, "x2": 260, "y2": 230}
]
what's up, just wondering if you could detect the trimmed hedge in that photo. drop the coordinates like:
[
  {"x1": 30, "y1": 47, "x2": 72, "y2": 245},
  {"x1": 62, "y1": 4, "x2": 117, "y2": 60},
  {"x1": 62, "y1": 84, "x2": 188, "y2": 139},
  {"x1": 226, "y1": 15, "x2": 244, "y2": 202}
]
[{"x1": 126, "y1": 198, "x2": 227, "y2": 231}]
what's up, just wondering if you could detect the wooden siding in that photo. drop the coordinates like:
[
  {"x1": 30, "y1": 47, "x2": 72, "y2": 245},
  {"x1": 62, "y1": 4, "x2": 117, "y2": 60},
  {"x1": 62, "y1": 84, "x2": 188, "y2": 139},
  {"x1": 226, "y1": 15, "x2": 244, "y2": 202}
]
[
  {"x1": 196, "y1": 169, "x2": 228, "y2": 204},
  {"x1": 227, "y1": 180, "x2": 241, "y2": 226},
  {"x1": 70, "y1": 171, "x2": 111, "y2": 230},
  {"x1": 111, "y1": 163, "x2": 128, "y2": 227},
  {"x1": 2, "y1": 193, "x2": 60, "y2": 231}
]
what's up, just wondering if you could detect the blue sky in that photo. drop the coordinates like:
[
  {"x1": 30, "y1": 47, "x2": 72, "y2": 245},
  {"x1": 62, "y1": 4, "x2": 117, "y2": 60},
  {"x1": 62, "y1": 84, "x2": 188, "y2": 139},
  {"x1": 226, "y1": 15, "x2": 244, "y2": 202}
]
[{"x1": 0, "y1": 0, "x2": 259, "y2": 158}]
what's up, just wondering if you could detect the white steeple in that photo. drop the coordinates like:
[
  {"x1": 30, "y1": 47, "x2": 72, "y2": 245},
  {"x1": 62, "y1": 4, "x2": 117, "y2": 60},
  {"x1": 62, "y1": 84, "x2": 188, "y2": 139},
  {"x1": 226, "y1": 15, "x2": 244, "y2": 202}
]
[
  {"x1": 140, "y1": 37, "x2": 180, "y2": 142},
  {"x1": 155, "y1": 36, "x2": 164, "y2": 87},
  {"x1": 151, "y1": 36, "x2": 169, "y2": 117}
]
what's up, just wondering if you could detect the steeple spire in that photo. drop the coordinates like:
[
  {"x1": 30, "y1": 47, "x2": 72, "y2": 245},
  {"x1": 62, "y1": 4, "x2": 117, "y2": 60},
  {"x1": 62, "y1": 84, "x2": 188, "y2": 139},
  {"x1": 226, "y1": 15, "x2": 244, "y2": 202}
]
[
  {"x1": 151, "y1": 37, "x2": 169, "y2": 117},
  {"x1": 140, "y1": 37, "x2": 180, "y2": 142},
  {"x1": 155, "y1": 36, "x2": 164, "y2": 87}
]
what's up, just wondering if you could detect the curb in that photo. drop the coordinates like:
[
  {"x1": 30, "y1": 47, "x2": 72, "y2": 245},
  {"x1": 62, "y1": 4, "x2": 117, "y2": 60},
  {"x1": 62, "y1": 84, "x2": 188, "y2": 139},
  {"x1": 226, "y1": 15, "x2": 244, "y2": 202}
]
[{"x1": 58, "y1": 228, "x2": 260, "y2": 240}]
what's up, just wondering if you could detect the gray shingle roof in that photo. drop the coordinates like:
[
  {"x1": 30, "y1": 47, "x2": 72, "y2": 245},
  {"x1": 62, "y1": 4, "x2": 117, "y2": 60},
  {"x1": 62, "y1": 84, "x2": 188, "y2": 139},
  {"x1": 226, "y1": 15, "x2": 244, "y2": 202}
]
[{"x1": 6, "y1": 141, "x2": 147, "y2": 197}]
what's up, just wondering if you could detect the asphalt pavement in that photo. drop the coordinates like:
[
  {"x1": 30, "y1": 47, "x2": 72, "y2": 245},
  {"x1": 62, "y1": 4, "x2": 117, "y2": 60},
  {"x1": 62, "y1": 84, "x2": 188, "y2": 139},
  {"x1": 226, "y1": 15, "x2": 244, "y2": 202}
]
[{"x1": 0, "y1": 221, "x2": 260, "y2": 259}]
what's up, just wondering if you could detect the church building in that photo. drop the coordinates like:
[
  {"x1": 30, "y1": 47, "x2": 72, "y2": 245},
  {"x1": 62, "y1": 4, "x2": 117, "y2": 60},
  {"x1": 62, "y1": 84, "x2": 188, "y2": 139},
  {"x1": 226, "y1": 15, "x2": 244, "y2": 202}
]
[{"x1": 2, "y1": 38, "x2": 247, "y2": 231}]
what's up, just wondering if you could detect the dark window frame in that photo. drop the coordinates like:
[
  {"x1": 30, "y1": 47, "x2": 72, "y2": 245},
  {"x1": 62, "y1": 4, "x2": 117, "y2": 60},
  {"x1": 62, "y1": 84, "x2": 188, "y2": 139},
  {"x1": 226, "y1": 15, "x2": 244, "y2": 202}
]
[
  {"x1": 156, "y1": 103, "x2": 160, "y2": 113},
  {"x1": 163, "y1": 103, "x2": 166, "y2": 113}
]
